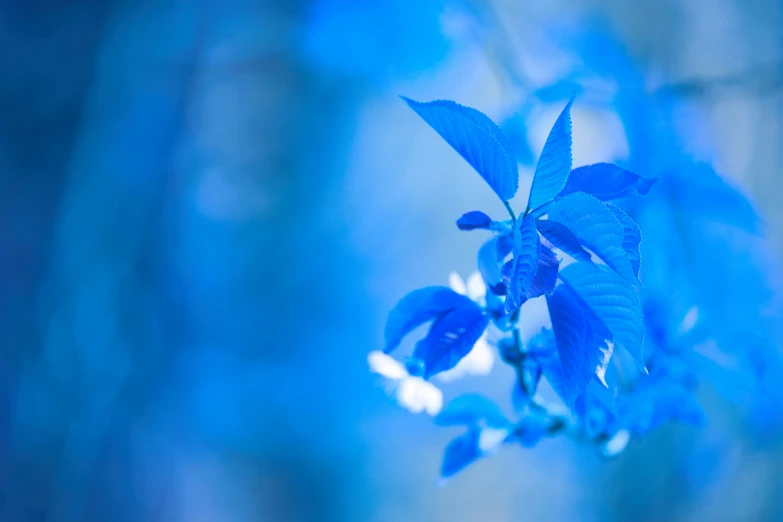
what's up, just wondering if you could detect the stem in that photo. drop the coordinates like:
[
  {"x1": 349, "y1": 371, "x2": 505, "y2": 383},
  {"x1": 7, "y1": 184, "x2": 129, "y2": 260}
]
[{"x1": 503, "y1": 200, "x2": 517, "y2": 223}]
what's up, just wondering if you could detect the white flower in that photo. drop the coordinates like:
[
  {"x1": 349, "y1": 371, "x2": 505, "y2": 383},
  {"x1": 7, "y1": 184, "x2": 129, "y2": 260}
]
[
  {"x1": 367, "y1": 351, "x2": 443, "y2": 415},
  {"x1": 477, "y1": 425, "x2": 511, "y2": 454},
  {"x1": 448, "y1": 270, "x2": 487, "y2": 305}
]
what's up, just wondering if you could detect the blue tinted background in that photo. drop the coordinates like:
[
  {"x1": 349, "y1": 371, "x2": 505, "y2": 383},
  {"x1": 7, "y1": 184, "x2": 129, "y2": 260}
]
[{"x1": 2, "y1": 1, "x2": 783, "y2": 521}]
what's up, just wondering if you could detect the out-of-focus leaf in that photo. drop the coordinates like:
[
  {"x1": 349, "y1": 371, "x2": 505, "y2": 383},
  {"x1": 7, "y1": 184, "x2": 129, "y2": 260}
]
[
  {"x1": 436, "y1": 394, "x2": 509, "y2": 428},
  {"x1": 557, "y1": 163, "x2": 656, "y2": 201},
  {"x1": 384, "y1": 287, "x2": 474, "y2": 353},
  {"x1": 549, "y1": 192, "x2": 636, "y2": 282},
  {"x1": 401, "y1": 97, "x2": 518, "y2": 201},
  {"x1": 413, "y1": 303, "x2": 489, "y2": 379},
  {"x1": 620, "y1": 381, "x2": 705, "y2": 435},
  {"x1": 536, "y1": 219, "x2": 592, "y2": 262},
  {"x1": 662, "y1": 162, "x2": 759, "y2": 233},
  {"x1": 441, "y1": 428, "x2": 481, "y2": 479},
  {"x1": 527, "y1": 96, "x2": 574, "y2": 211},
  {"x1": 456, "y1": 210, "x2": 493, "y2": 231},
  {"x1": 478, "y1": 235, "x2": 513, "y2": 296}
]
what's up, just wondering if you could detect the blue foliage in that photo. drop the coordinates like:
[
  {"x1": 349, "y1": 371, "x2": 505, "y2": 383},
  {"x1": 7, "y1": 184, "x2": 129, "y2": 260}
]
[
  {"x1": 478, "y1": 235, "x2": 513, "y2": 297},
  {"x1": 559, "y1": 263, "x2": 646, "y2": 371},
  {"x1": 528, "y1": 245, "x2": 560, "y2": 298},
  {"x1": 527, "y1": 95, "x2": 574, "y2": 212},
  {"x1": 548, "y1": 192, "x2": 638, "y2": 283},
  {"x1": 384, "y1": 286, "x2": 475, "y2": 353},
  {"x1": 373, "y1": 86, "x2": 778, "y2": 481},
  {"x1": 457, "y1": 210, "x2": 493, "y2": 231},
  {"x1": 547, "y1": 282, "x2": 613, "y2": 404},
  {"x1": 401, "y1": 97, "x2": 519, "y2": 201},
  {"x1": 436, "y1": 394, "x2": 509, "y2": 429},
  {"x1": 536, "y1": 219, "x2": 592, "y2": 262},
  {"x1": 606, "y1": 203, "x2": 642, "y2": 279},
  {"x1": 413, "y1": 303, "x2": 489, "y2": 379},
  {"x1": 504, "y1": 215, "x2": 541, "y2": 313},
  {"x1": 557, "y1": 163, "x2": 657, "y2": 201},
  {"x1": 441, "y1": 428, "x2": 483, "y2": 479}
]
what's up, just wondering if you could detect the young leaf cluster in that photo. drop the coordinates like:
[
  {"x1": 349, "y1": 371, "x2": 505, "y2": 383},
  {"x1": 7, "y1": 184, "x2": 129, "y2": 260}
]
[{"x1": 368, "y1": 94, "x2": 716, "y2": 480}]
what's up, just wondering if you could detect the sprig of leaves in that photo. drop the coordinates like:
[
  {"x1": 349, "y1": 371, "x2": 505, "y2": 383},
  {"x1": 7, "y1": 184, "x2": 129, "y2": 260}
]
[{"x1": 369, "y1": 94, "x2": 726, "y2": 480}]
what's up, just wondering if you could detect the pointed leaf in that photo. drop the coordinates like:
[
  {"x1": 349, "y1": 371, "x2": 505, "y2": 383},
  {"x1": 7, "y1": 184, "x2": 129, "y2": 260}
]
[
  {"x1": 456, "y1": 210, "x2": 493, "y2": 231},
  {"x1": 606, "y1": 203, "x2": 642, "y2": 279},
  {"x1": 401, "y1": 97, "x2": 518, "y2": 201},
  {"x1": 413, "y1": 303, "x2": 489, "y2": 379},
  {"x1": 548, "y1": 192, "x2": 636, "y2": 282},
  {"x1": 528, "y1": 244, "x2": 560, "y2": 298},
  {"x1": 527, "y1": 96, "x2": 574, "y2": 211},
  {"x1": 478, "y1": 235, "x2": 513, "y2": 296},
  {"x1": 557, "y1": 163, "x2": 657, "y2": 201},
  {"x1": 384, "y1": 287, "x2": 474, "y2": 353},
  {"x1": 536, "y1": 219, "x2": 592, "y2": 262},
  {"x1": 559, "y1": 263, "x2": 646, "y2": 370},
  {"x1": 505, "y1": 215, "x2": 541, "y2": 313},
  {"x1": 547, "y1": 284, "x2": 611, "y2": 404},
  {"x1": 436, "y1": 394, "x2": 509, "y2": 428}
]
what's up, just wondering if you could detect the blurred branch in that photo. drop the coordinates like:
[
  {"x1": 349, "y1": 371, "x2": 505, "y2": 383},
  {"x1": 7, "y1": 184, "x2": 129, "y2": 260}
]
[{"x1": 654, "y1": 60, "x2": 783, "y2": 99}]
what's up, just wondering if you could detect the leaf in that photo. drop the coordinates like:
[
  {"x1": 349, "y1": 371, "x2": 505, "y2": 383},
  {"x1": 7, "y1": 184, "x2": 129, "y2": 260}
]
[
  {"x1": 619, "y1": 382, "x2": 705, "y2": 435},
  {"x1": 547, "y1": 284, "x2": 611, "y2": 404},
  {"x1": 384, "y1": 287, "x2": 474, "y2": 353},
  {"x1": 457, "y1": 210, "x2": 493, "y2": 231},
  {"x1": 504, "y1": 215, "x2": 541, "y2": 313},
  {"x1": 528, "y1": 245, "x2": 560, "y2": 298},
  {"x1": 536, "y1": 219, "x2": 592, "y2": 262},
  {"x1": 606, "y1": 203, "x2": 642, "y2": 279},
  {"x1": 527, "y1": 95, "x2": 574, "y2": 211},
  {"x1": 436, "y1": 394, "x2": 509, "y2": 428},
  {"x1": 478, "y1": 235, "x2": 513, "y2": 296},
  {"x1": 441, "y1": 428, "x2": 482, "y2": 479},
  {"x1": 557, "y1": 163, "x2": 657, "y2": 201},
  {"x1": 513, "y1": 413, "x2": 555, "y2": 448},
  {"x1": 559, "y1": 263, "x2": 646, "y2": 370},
  {"x1": 401, "y1": 97, "x2": 518, "y2": 201},
  {"x1": 413, "y1": 303, "x2": 489, "y2": 378},
  {"x1": 548, "y1": 192, "x2": 636, "y2": 282},
  {"x1": 662, "y1": 162, "x2": 759, "y2": 233}
]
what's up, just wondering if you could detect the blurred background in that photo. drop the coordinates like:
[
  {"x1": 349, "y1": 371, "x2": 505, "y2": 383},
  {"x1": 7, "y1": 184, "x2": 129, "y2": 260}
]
[{"x1": 1, "y1": 1, "x2": 783, "y2": 521}]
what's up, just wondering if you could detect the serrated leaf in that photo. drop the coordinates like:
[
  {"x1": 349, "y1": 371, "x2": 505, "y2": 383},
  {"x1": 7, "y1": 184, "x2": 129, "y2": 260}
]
[
  {"x1": 436, "y1": 394, "x2": 509, "y2": 428},
  {"x1": 441, "y1": 428, "x2": 481, "y2": 478},
  {"x1": 536, "y1": 219, "x2": 592, "y2": 262},
  {"x1": 401, "y1": 97, "x2": 518, "y2": 201},
  {"x1": 527, "y1": 95, "x2": 574, "y2": 211},
  {"x1": 606, "y1": 203, "x2": 642, "y2": 279},
  {"x1": 557, "y1": 163, "x2": 657, "y2": 201},
  {"x1": 505, "y1": 215, "x2": 541, "y2": 313},
  {"x1": 384, "y1": 287, "x2": 474, "y2": 353},
  {"x1": 547, "y1": 284, "x2": 611, "y2": 404},
  {"x1": 413, "y1": 303, "x2": 489, "y2": 378},
  {"x1": 559, "y1": 263, "x2": 646, "y2": 370},
  {"x1": 478, "y1": 235, "x2": 513, "y2": 296},
  {"x1": 456, "y1": 210, "x2": 493, "y2": 231},
  {"x1": 529, "y1": 245, "x2": 560, "y2": 298},
  {"x1": 548, "y1": 192, "x2": 636, "y2": 282}
]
